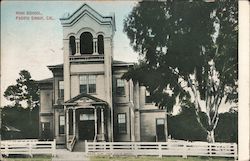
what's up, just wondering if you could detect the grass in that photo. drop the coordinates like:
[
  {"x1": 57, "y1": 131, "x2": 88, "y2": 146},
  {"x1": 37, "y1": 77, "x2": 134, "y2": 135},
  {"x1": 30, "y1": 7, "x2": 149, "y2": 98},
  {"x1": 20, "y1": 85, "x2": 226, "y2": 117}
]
[
  {"x1": 90, "y1": 156, "x2": 235, "y2": 161},
  {"x1": 2, "y1": 155, "x2": 52, "y2": 161}
]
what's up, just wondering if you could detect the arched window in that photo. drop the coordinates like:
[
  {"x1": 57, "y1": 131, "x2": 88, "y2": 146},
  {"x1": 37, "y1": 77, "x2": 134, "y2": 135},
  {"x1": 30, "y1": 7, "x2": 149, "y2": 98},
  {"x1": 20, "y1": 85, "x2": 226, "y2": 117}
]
[
  {"x1": 80, "y1": 32, "x2": 93, "y2": 54},
  {"x1": 69, "y1": 36, "x2": 76, "y2": 55},
  {"x1": 97, "y1": 35, "x2": 104, "y2": 54}
]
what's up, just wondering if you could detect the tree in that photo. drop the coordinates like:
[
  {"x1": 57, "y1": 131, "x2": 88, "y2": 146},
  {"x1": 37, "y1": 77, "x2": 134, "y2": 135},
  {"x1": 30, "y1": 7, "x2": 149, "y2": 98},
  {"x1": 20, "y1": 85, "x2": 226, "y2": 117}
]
[
  {"x1": 123, "y1": 0, "x2": 238, "y2": 142},
  {"x1": 3, "y1": 70, "x2": 39, "y2": 139},
  {"x1": 4, "y1": 70, "x2": 39, "y2": 109}
]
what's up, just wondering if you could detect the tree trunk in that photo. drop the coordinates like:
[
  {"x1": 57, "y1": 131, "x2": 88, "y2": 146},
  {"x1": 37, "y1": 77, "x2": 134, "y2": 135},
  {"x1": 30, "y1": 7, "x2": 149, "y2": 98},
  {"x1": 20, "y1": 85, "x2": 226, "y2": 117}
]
[{"x1": 207, "y1": 130, "x2": 215, "y2": 143}]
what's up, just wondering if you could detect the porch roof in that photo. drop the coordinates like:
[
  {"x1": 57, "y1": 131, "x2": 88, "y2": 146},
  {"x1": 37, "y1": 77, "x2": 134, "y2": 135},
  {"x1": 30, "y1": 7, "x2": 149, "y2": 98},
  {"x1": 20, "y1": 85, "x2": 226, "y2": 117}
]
[{"x1": 64, "y1": 93, "x2": 108, "y2": 106}]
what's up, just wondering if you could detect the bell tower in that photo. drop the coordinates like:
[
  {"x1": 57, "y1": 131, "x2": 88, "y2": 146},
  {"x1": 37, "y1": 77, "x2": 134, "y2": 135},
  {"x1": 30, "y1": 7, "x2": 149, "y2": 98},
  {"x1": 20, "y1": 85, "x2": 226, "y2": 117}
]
[{"x1": 60, "y1": 4, "x2": 116, "y2": 104}]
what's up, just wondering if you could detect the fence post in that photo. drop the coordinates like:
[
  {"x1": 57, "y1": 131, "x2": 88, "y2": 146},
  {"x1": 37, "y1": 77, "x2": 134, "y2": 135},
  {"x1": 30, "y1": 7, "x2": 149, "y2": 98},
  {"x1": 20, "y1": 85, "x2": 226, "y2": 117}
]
[
  {"x1": 85, "y1": 140, "x2": 88, "y2": 154},
  {"x1": 209, "y1": 143, "x2": 212, "y2": 157},
  {"x1": 29, "y1": 143, "x2": 33, "y2": 157},
  {"x1": 182, "y1": 141, "x2": 187, "y2": 158},
  {"x1": 52, "y1": 139, "x2": 56, "y2": 157},
  {"x1": 5, "y1": 143, "x2": 9, "y2": 157},
  {"x1": 233, "y1": 143, "x2": 238, "y2": 161},
  {"x1": 159, "y1": 143, "x2": 162, "y2": 158},
  {"x1": 110, "y1": 142, "x2": 113, "y2": 157},
  {"x1": 133, "y1": 142, "x2": 137, "y2": 157}
]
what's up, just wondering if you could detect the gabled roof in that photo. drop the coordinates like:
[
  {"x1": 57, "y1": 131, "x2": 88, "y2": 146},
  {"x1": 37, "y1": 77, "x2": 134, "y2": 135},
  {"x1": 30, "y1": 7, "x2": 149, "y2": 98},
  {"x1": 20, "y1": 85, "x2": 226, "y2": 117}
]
[
  {"x1": 60, "y1": 3, "x2": 116, "y2": 31},
  {"x1": 37, "y1": 77, "x2": 53, "y2": 84},
  {"x1": 65, "y1": 93, "x2": 108, "y2": 105},
  {"x1": 47, "y1": 64, "x2": 63, "y2": 69},
  {"x1": 113, "y1": 60, "x2": 134, "y2": 67}
]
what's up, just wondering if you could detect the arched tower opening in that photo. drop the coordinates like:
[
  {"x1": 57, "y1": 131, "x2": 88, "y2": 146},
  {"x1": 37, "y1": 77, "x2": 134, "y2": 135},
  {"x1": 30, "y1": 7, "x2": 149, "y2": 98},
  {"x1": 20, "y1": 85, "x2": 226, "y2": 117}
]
[
  {"x1": 69, "y1": 36, "x2": 76, "y2": 55},
  {"x1": 80, "y1": 32, "x2": 93, "y2": 54},
  {"x1": 97, "y1": 35, "x2": 104, "y2": 55}
]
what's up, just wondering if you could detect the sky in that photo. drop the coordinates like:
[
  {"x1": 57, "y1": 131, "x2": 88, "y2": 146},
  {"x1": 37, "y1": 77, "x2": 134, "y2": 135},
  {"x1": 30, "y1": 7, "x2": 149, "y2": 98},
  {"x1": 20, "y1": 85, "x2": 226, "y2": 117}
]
[{"x1": 1, "y1": 1, "x2": 139, "y2": 106}]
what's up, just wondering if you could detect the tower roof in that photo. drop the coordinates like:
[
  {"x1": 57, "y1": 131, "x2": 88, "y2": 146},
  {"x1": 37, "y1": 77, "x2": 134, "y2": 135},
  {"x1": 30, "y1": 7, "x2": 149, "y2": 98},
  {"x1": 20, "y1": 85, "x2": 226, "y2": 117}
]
[{"x1": 60, "y1": 3, "x2": 116, "y2": 31}]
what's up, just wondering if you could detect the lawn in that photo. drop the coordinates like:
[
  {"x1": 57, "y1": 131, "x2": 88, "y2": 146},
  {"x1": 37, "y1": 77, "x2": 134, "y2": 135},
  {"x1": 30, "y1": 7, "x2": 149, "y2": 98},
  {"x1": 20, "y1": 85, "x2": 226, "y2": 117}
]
[
  {"x1": 90, "y1": 156, "x2": 234, "y2": 161},
  {"x1": 2, "y1": 155, "x2": 51, "y2": 161}
]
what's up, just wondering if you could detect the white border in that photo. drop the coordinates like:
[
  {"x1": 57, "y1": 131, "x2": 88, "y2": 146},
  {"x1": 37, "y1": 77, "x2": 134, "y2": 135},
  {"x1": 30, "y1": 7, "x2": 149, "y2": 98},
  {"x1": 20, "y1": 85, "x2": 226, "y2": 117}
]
[{"x1": 239, "y1": 1, "x2": 250, "y2": 160}]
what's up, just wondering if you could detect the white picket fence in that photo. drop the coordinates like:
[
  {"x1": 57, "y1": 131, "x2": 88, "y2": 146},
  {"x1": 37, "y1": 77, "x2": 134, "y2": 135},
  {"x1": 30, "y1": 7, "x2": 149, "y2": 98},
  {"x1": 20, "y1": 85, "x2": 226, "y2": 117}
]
[
  {"x1": 0, "y1": 139, "x2": 56, "y2": 157},
  {"x1": 85, "y1": 141, "x2": 238, "y2": 159}
]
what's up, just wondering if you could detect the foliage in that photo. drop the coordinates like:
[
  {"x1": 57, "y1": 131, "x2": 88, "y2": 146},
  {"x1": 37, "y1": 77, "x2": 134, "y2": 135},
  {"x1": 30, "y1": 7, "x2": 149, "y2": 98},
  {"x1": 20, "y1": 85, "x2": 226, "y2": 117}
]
[
  {"x1": 168, "y1": 106, "x2": 238, "y2": 143},
  {"x1": 123, "y1": 1, "x2": 238, "y2": 142},
  {"x1": 4, "y1": 70, "x2": 39, "y2": 109},
  {"x1": 1, "y1": 105, "x2": 39, "y2": 139},
  {"x1": 2, "y1": 70, "x2": 39, "y2": 139}
]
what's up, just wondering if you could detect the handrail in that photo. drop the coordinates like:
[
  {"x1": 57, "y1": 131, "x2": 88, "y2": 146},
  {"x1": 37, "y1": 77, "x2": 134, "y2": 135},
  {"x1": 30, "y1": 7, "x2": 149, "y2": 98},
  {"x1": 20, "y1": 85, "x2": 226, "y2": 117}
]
[{"x1": 69, "y1": 135, "x2": 76, "y2": 152}]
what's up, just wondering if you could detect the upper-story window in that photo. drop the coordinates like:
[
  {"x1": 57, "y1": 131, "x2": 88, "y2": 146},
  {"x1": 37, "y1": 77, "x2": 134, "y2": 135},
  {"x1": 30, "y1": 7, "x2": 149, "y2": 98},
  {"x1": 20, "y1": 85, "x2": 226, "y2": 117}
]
[
  {"x1": 116, "y1": 79, "x2": 125, "y2": 96},
  {"x1": 97, "y1": 35, "x2": 104, "y2": 54},
  {"x1": 80, "y1": 75, "x2": 96, "y2": 94},
  {"x1": 69, "y1": 36, "x2": 76, "y2": 55},
  {"x1": 146, "y1": 90, "x2": 153, "y2": 103},
  {"x1": 80, "y1": 32, "x2": 93, "y2": 54},
  {"x1": 59, "y1": 81, "x2": 64, "y2": 98}
]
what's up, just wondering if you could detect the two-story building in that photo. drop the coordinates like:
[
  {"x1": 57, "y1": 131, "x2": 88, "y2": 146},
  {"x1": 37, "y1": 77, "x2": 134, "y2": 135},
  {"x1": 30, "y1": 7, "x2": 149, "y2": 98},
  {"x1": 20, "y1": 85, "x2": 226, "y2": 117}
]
[{"x1": 38, "y1": 4, "x2": 167, "y2": 150}]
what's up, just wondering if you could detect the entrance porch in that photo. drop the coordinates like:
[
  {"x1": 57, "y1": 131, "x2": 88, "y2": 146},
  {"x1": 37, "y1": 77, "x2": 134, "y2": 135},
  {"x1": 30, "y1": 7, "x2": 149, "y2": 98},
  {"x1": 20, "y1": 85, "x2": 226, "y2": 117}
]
[{"x1": 63, "y1": 93, "x2": 111, "y2": 151}]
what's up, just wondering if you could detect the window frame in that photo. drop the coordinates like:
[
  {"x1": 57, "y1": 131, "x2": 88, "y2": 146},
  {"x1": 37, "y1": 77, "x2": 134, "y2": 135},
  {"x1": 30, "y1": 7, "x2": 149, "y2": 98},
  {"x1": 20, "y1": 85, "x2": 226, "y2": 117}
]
[
  {"x1": 117, "y1": 113, "x2": 127, "y2": 134},
  {"x1": 59, "y1": 81, "x2": 64, "y2": 99},
  {"x1": 79, "y1": 75, "x2": 96, "y2": 94},
  {"x1": 59, "y1": 115, "x2": 65, "y2": 135},
  {"x1": 116, "y1": 78, "x2": 125, "y2": 96}
]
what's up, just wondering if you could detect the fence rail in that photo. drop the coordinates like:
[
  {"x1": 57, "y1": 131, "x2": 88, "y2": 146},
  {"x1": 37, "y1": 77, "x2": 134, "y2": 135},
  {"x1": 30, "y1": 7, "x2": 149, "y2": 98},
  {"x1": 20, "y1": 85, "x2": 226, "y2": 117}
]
[
  {"x1": 1, "y1": 139, "x2": 56, "y2": 157},
  {"x1": 85, "y1": 141, "x2": 237, "y2": 159}
]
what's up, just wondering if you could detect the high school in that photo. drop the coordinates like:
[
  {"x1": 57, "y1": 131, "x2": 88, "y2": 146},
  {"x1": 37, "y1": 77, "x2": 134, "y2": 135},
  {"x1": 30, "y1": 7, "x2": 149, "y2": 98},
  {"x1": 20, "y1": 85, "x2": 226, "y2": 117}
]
[{"x1": 38, "y1": 4, "x2": 167, "y2": 149}]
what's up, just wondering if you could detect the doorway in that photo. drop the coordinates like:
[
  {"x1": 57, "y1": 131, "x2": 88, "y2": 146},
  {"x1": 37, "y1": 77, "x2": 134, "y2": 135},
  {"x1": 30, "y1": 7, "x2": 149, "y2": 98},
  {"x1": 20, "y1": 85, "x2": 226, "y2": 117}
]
[{"x1": 78, "y1": 112, "x2": 95, "y2": 140}]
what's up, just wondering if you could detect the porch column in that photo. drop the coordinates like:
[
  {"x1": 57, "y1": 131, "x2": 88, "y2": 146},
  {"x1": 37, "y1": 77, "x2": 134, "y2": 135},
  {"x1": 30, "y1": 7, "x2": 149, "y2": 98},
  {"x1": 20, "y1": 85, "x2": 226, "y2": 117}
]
[
  {"x1": 93, "y1": 38, "x2": 98, "y2": 55},
  {"x1": 66, "y1": 109, "x2": 69, "y2": 142},
  {"x1": 73, "y1": 109, "x2": 76, "y2": 136},
  {"x1": 101, "y1": 108, "x2": 104, "y2": 135},
  {"x1": 75, "y1": 39, "x2": 80, "y2": 56},
  {"x1": 94, "y1": 108, "x2": 97, "y2": 141}
]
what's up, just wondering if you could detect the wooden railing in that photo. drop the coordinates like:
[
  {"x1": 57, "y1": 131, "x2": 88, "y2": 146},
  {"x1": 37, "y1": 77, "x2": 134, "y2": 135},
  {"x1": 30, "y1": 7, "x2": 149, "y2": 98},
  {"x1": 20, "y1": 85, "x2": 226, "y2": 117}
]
[
  {"x1": 68, "y1": 135, "x2": 76, "y2": 152},
  {"x1": 1, "y1": 139, "x2": 56, "y2": 157},
  {"x1": 85, "y1": 141, "x2": 238, "y2": 159},
  {"x1": 69, "y1": 55, "x2": 104, "y2": 63}
]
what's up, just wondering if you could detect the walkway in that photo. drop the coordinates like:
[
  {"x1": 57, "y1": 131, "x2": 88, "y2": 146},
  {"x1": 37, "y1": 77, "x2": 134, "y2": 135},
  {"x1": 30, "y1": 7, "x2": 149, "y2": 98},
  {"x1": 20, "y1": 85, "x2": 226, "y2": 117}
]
[{"x1": 52, "y1": 149, "x2": 89, "y2": 161}]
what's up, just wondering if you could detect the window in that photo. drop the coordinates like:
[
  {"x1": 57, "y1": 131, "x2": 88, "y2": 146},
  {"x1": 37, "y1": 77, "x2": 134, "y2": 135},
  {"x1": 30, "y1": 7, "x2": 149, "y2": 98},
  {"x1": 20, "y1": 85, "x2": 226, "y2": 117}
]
[
  {"x1": 59, "y1": 81, "x2": 64, "y2": 98},
  {"x1": 41, "y1": 122, "x2": 51, "y2": 139},
  {"x1": 156, "y1": 118, "x2": 165, "y2": 141},
  {"x1": 59, "y1": 115, "x2": 65, "y2": 134},
  {"x1": 80, "y1": 75, "x2": 96, "y2": 94},
  {"x1": 80, "y1": 32, "x2": 93, "y2": 54},
  {"x1": 146, "y1": 90, "x2": 153, "y2": 103},
  {"x1": 69, "y1": 36, "x2": 76, "y2": 55},
  {"x1": 79, "y1": 113, "x2": 94, "y2": 121},
  {"x1": 97, "y1": 35, "x2": 104, "y2": 54},
  {"x1": 116, "y1": 79, "x2": 125, "y2": 96},
  {"x1": 117, "y1": 113, "x2": 126, "y2": 134}
]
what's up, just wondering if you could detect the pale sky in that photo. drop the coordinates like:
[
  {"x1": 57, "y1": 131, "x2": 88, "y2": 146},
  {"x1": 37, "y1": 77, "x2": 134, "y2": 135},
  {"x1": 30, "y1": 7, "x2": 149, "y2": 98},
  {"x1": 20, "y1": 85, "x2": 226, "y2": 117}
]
[{"x1": 1, "y1": 1, "x2": 139, "y2": 106}]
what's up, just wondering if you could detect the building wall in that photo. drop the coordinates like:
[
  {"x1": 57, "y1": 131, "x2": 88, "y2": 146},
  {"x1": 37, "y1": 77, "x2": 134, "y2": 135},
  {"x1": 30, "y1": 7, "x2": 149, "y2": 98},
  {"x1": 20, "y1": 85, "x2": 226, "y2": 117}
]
[
  {"x1": 140, "y1": 111, "x2": 166, "y2": 142},
  {"x1": 54, "y1": 108, "x2": 65, "y2": 145},
  {"x1": 40, "y1": 89, "x2": 53, "y2": 113}
]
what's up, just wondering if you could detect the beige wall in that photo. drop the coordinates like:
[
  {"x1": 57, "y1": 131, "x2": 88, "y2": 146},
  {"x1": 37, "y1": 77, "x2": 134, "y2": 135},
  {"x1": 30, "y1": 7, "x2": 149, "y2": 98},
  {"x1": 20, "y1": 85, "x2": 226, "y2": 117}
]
[
  {"x1": 40, "y1": 89, "x2": 53, "y2": 113},
  {"x1": 140, "y1": 111, "x2": 166, "y2": 142},
  {"x1": 113, "y1": 104, "x2": 131, "y2": 141},
  {"x1": 54, "y1": 108, "x2": 66, "y2": 144}
]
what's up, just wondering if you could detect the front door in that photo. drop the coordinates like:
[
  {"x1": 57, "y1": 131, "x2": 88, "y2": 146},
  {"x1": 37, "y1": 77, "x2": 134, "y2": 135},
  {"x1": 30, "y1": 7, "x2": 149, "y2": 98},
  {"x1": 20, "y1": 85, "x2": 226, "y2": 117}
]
[{"x1": 78, "y1": 113, "x2": 95, "y2": 140}]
